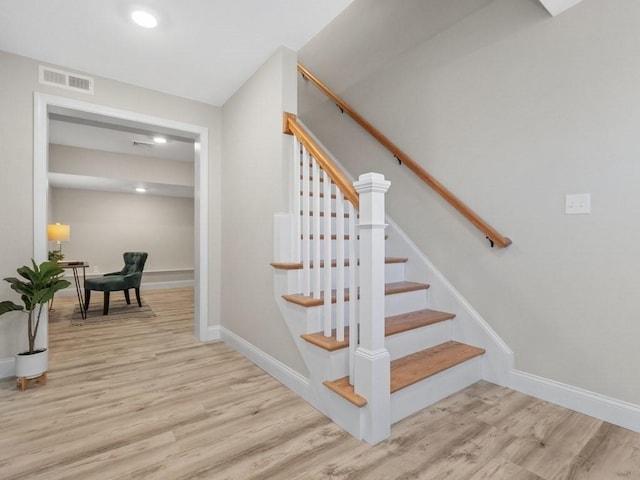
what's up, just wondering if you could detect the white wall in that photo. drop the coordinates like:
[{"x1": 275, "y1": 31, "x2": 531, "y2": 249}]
[
  {"x1": 299, "y1": 0, "x2": 640, "y2": 405},
  {"x1": 221, "y1": 47, "x2": 307, "y2": 375},
  {"x1": 50, "y1": 188, "x2": 194, "y2": 281},
  {"x1": 0, "y1": 49, "x2": 221, "y2": 359},
  {"x1": 49, "y1": 144, "x2": 195, "y2": 285}
]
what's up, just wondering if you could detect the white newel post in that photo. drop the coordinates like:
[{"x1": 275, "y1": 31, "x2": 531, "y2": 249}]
[{"x1": 353, "y1": 172, "x2": 391, "y2": 444}]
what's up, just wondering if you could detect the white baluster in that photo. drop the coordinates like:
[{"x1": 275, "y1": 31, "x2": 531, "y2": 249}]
[
  {"x1": 348, "y1": 201, "x2": 357, "y2": 384},
  {"x1": 300, "y1": 145, "x2": 311, "y2": 296},
  {"x1": 323, "y1": 169, "x2": 332, "y2": 337},
  {"x1": 335, "y1": 190, "x2": 345, "y2": 342},
  {"x1": 312, "y1": 160, "x2": 321, "y2": 299},
  {"x1": 292, "y1": 139, "x2": 301, "y2": 264}
]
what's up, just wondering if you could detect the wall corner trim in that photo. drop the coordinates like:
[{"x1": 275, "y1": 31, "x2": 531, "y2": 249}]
[
  {"x1": 201, "y1": 325, "x2": 221, "y2": 342},
  {"x1": 509, "y1": 369, "x2": 640, "y2": 433}
]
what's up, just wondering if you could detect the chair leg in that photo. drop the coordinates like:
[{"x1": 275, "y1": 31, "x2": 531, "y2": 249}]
[
  {"x1": 135, "y1": 287, "x2": 142, "y2": 307},
  {"x1": 103, "y1": 291, "x2": 110, "y2": 315},
  {"x1": 84, "y1": 289, "x2": 91, "y2": 310},
  {"x1": 124, "y1": 289, "x2": 131, "y2": 304}
]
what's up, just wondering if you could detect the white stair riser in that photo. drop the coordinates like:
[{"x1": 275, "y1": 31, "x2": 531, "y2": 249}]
[
  {"x1": 301, "y1": 320, "x2": 455, "y2": 379},
  {"x1": 390, "y1": 355, "x2": 483, "y2": 424},
  {"x1": 303, "y1": 344, "x2": 349, "y2": 380},
  {"x1": 298, "y1": 290, "x2": 430, "y2": 332},
  {"x1": 298, "y1": 304, "x2": 354, "y2": 333},
  {"x1": 279, "y1": 263, "x2": 405, "y2": 297},
  {"x1": 385, "y1": 290, "x2": 429, "y2": 316},
  {"x1": 300, "y1": 239, "x2": 353, "y2": 261},
  {"x1": 299, "y1": 197, "x2": 339, "y2": 211},
  {"x1": 386, "y1": 320, "x2": 453, "y2": 361},
  {"x1": 300, "y1": 180, "x2": 338, "y2": 196},
  {"x1": 300, "y1": 263, "x2": 405, "y2": 290},
  {"x1": 300, "y1": 216, "x2": 353, "y2": 233}
]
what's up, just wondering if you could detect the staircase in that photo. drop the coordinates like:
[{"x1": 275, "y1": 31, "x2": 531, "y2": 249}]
[{"x1": 273, "y1": 114, "x2": 512, "y2": 444}]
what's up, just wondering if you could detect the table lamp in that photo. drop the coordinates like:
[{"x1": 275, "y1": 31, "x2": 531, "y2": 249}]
[{"x1": 47, "y1": 223, "x2": 70, "y2": 257}]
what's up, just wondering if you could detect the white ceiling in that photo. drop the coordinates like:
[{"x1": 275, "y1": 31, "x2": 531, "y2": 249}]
[
  {"x1": 0, "y1": 0, "x2": 353, "y2": 106},
  {"x1": 49, "y1": 116, "x2": 195, "y2": 162},
  {"x1": 2, "y1": 1, "x2": 350, "y2": 198},
  {"x1": 47, "y1": 109, "x2": 196, "y2": 198}
]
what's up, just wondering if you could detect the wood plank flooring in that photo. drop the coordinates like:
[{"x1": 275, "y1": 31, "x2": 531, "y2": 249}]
[{"x1": 1, "y1": 287, "x2": 639, "y2": 479}]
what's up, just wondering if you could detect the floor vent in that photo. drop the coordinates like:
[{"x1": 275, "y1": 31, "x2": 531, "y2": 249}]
[{"x1": 39, "y1": 66, "x2": 94, "y2": 94}]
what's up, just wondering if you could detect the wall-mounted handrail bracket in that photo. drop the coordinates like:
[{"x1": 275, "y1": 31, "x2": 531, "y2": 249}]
[
  {"x1": 486, "y1": 237, "x2": 494, "y2": 248},
  {"x1": 296, "y1": 62, "x2": 512, "y2": 249},
  {"x1": 394, "y1": 155, "x2": 402, "y2": 165}
]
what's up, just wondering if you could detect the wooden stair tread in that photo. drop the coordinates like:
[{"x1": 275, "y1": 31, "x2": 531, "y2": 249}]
[
  {"x1": 385, "y1": 309, "x2": 456, "y2": 336},
  {"x1": 282, "y1": 281, "x2": 429, "y2": 307},
  {"x1": 390, "y1": 341, "x2": 485, "y2": 393},
  {"x1": 301, "y1": 309, "x2": 454, "y2": 351},
  {"x1": 271, "y1": 257, "x2": 407, "y2": 270},
  {"x1": 301, "y1": 328, "x2": 350, "y2": 351},
  {"x1": 324, "y1": 341, "x2": 484, "y2": 407},
  {"x1": 323, "y1": 377, "x2": 368, "y2": 407}
]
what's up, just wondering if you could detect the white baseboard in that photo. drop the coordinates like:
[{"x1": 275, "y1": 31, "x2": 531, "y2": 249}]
[
  {"x1": 55, "y1": 279, "x2": 194, "y2": 297},
  {"x1": 142, "y1": 279, "x2": 194, "y2": 290},
  {"x1": 201, "y1": 325, "x2": 221, "y2": 342},
  {"x1": 0, "y1": 356, "x2": 15, "y2": 379},
  {"x1": 510, "y1": 369, "x2": 640, "y2": 433},
  {"x1": 220, "y1": 327, "x2": 311, "y2": 400}
]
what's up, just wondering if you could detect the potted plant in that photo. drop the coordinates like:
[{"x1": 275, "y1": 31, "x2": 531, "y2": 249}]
[{"x1": 0, "y1": 260, "x2": 70, "y2": 383}]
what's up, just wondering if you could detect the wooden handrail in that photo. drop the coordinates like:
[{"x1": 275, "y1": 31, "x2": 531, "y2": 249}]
[
  {"x1": 283, "y1": 112, "x2": 359, "y2": 209},
  {"x1": 297, "y1": 63, "x2": 511, "y2": 248}
]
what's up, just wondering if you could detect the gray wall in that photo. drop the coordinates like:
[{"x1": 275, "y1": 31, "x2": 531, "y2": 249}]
[
  {"x1": 0, "y1": 50, "x2": 221, "y2": 358},
  {"x1": 221, "y1": 47, "x2": 308, "y2": 375},
  {"x1": 299, "y1": 0, "x2": 640, "y2": 405},
  {"x1": 49, "y1": 144, "x2": 195, "y2": 283},
  {"x1": 50, "y1": 187, "x2": 194, "y2": 279}
]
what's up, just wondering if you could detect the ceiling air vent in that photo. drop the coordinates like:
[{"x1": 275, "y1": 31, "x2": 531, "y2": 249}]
[{"x1": 39, "y1": 65, "x2": 94, "y2": 94}]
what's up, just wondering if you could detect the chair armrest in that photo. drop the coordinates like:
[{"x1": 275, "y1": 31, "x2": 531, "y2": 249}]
[{"x1": 104, "y1": 271, "x2": 123, "y2": 276}]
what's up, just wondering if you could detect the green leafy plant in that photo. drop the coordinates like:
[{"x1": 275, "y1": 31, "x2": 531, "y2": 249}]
[
  {"x1": 48, "y1": 250, "x2": 65, "y2": 262},
  {"x1": 0, "y1": 260, "x2": 70, "y2": 354}
]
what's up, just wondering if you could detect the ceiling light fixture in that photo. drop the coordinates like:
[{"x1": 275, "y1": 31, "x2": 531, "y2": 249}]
[
  {"x1": 153, "y1": 136, "x2": 167, "y2": 144},
  {"x1": 135, "y1": 187, "x2": 147, "y2": 193},
  {"x1": 131, "y1": 10, "x2": 158, "y2": 28}
]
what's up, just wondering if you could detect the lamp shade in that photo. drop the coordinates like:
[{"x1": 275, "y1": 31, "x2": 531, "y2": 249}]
[{"x1": 47, "y1": 224, "x2": 70, "y2": 242}]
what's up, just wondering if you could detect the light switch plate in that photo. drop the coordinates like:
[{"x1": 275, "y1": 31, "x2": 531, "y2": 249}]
[{"x1": 565, "y1": 193, "x2": 591, "y2": 214}]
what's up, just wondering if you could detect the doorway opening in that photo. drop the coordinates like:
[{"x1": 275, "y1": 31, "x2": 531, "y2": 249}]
[{"x1": 34, "y1": 93, "x2": 209, "y2": 344}]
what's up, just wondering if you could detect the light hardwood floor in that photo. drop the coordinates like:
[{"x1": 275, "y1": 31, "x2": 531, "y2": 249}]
[{"x1": 1, "y1": 287, "x2": 639, "y2": 479}]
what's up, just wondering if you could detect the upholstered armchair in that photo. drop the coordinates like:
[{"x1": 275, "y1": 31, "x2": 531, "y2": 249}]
[{"x1": 84, "y1": 252, "x2": 148, "y2": 315}]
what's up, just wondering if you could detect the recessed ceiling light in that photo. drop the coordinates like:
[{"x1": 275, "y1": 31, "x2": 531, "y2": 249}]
[
  {"x1": 153, "y1": 136, "x2": 167, "y2": 144},
  {"x1": 135, "y1": 187, "x2": 147, "y2": 193},
  {"x1": 131, "y1": 10, "x2": 157, "y2": 28}
]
